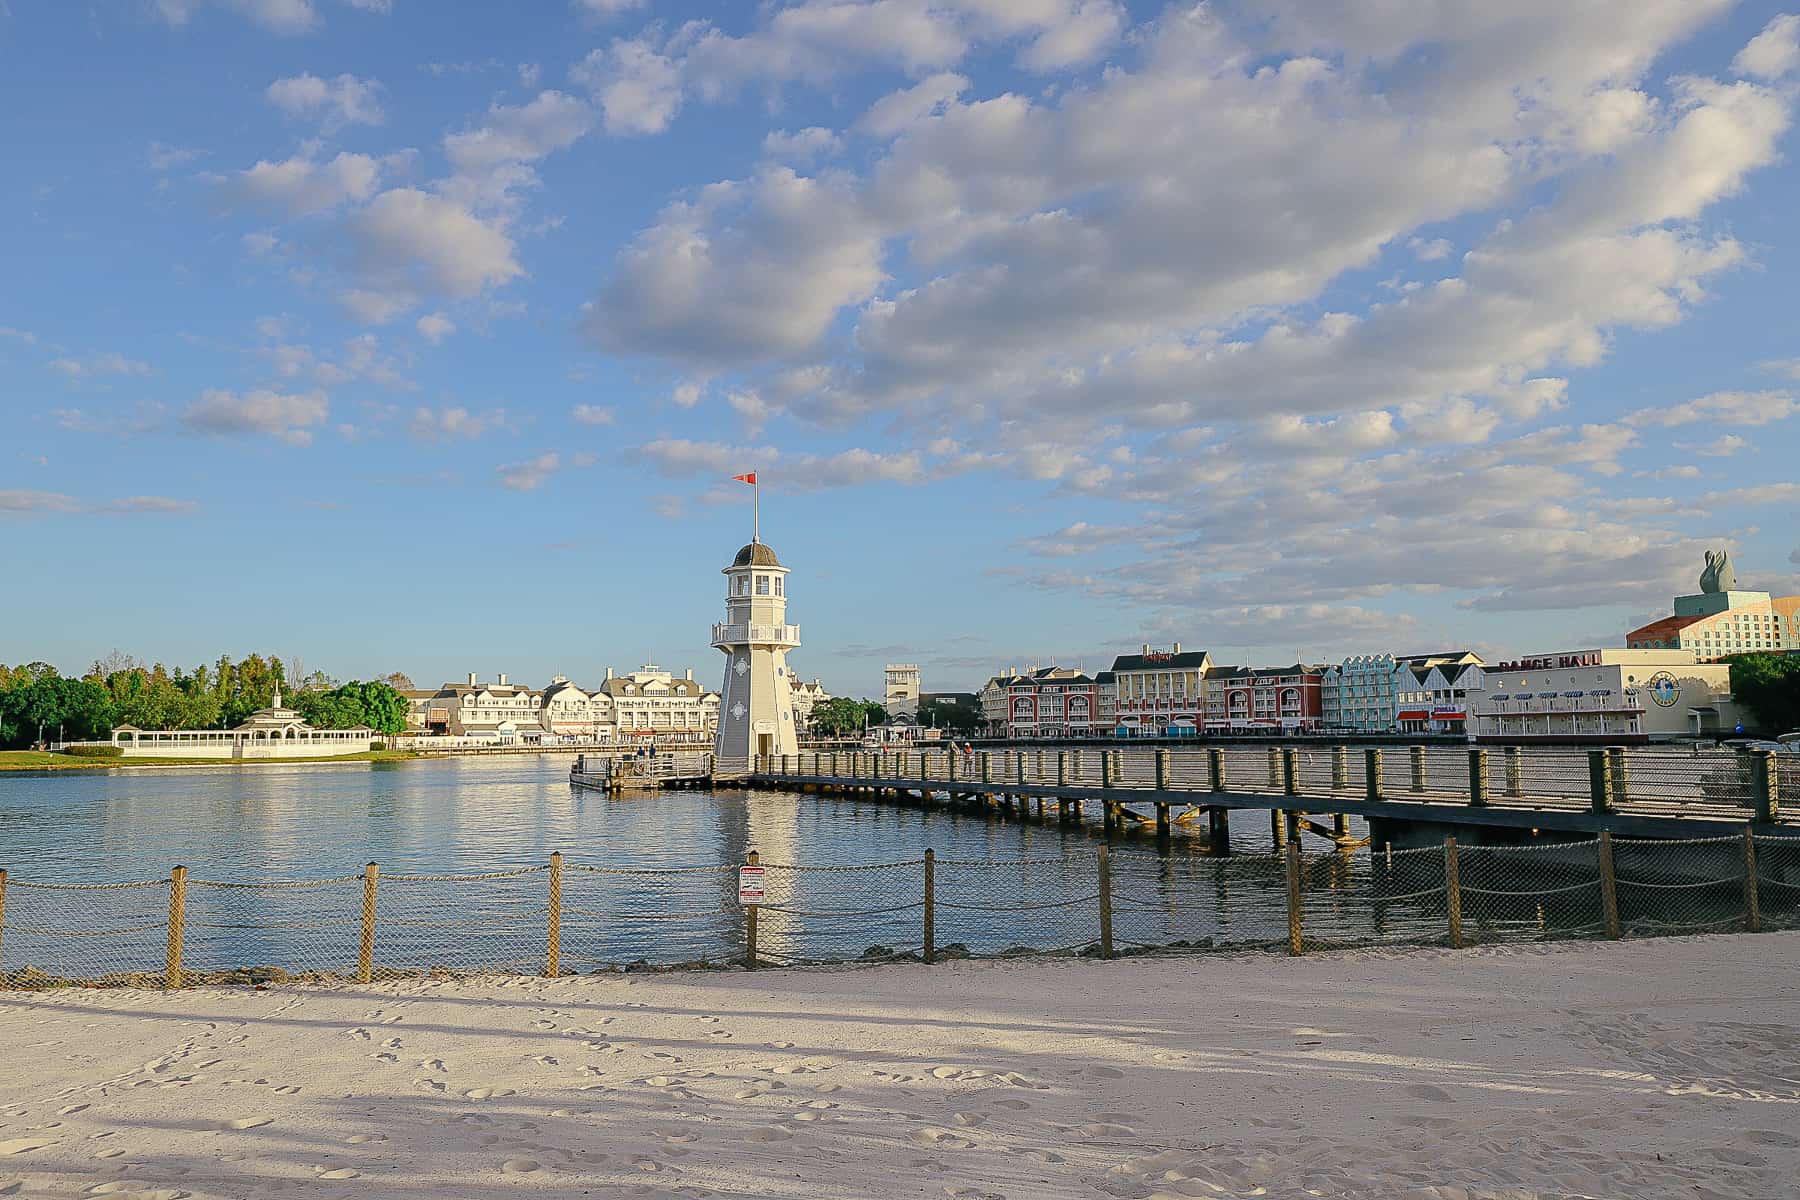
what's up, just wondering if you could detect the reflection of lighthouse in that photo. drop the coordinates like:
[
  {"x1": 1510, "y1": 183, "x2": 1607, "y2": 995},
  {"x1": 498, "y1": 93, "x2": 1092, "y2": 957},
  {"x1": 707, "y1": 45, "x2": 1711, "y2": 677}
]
[{"x1": 712, "y1": 539, "x2": 802, "y2": 772}]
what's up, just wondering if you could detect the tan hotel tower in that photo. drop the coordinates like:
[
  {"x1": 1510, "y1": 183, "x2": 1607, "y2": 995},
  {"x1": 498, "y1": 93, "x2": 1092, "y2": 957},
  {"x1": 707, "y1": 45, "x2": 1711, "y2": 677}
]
[{"x1": 712, "y1": 539, "x2": 802, "y2": 770}]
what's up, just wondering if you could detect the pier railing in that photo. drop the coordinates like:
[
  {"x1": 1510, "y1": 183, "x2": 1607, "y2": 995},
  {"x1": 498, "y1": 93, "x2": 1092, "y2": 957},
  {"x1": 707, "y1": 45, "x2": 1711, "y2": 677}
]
[
  {"x1": 751, "y1": 745, "x2": 1788, "y2": 824},
  {"x1": 3, "y1": 832, "x2": 1798, "y2": 988}
]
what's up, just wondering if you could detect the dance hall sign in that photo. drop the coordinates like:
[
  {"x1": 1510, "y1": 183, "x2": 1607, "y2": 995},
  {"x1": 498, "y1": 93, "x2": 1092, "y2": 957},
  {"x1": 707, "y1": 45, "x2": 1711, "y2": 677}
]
[{"x1": 1493, "y1": 651, "x2": 1602, "y2": 671}]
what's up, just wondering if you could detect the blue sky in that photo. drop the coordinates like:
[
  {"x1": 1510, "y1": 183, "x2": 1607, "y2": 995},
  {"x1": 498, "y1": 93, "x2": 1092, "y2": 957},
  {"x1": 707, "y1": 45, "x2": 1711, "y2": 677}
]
[{"x1": 3, "y1": 1, "x2": 1798, "y2": 697}]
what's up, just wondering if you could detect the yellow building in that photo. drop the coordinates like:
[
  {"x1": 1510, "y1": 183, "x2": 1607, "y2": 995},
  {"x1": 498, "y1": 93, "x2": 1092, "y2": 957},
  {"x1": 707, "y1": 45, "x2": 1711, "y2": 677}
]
[{"x1": 1627, "y1": 550, "x2": 1800, "y2": 660}]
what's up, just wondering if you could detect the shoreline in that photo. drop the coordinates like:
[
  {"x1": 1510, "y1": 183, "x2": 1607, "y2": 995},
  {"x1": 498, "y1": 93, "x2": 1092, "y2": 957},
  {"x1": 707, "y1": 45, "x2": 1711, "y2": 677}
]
[{"x1": 1, "y1": 933, "x2": 1794, "y2": 1198}]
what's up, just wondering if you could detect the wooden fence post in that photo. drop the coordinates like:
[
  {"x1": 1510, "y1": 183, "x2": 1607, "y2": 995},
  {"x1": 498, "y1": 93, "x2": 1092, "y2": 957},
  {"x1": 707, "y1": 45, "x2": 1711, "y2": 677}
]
[
  {"x1": 1751, "y1": 751, "x2": 1779, "y2": 825},
  {"x1": 0, "y1": 868, "x2": 7, "y2": 989},
  {"x1": 1597, "y1": 832, "x2": 1620, "y2": 939},
  {"x1": 1284, "y1": 840, "x2": 1303, "y2": 955},
  {"x1": 1365, "y1": 748, "x2": 1382, "y2": 803},
  {"x1": 166, "y1": 865, "x2": 187, "y2": 990},
  {"x1": 1097, "y1": 845, "x2": 1113, "y2": 960},
  {"x1": 1744, "y1": 827, "x2": 1762, "y2": 933},
  {"x1": 1444, "y1": 838, "x2": 1463, "y2": 949},
  {"x1": 1101, "y1": 751, "x2": 1114, "y2": 789},
  {"x1": 1209, "y1": 746, "x2": 1225, "y2": 792},
  {"x1": 1266, "y1": 746, "x2": 1280, "y2": 790},
  {"x1": 359, "y1": 862, "x2": 379, "y2": 984},
  {"x1": 1282, "y1": 748, "x2": 1299, "y2": 796},
  {"x1": 1155, "y1": 748, "x2": 1170, "y2": 791},
  {"x1": 1588, "y1": 750, "x2": 1613, "y2": 814},
  {"x1": 1468, "y1": 748, "x2": 1488, "y2": 808},
  {"x1": 1057, "y1": 751, "x2": 1068, "y2": 787},
  {"x1": 1332, "y1": 745, "x2": 1348, "y2": 791},
  {"x1": 1505, "y1": 746, "x2": 1524, "y2": 797},
  {"x1": 1410, "y1": 745, "x2": 1426, "y2": 793},
  {"x1": 545, "y1": 852, "x2": 563, "y2": 978},
  {"x1": 744, "y1": 850, "x2": 760, "y2": 969},
  {"x1": 923, "y1": 849, "x2": 935, "y2": 963},
  {"x1": 1607, "y1": 747, "x2": 1629, "y2": 811}
]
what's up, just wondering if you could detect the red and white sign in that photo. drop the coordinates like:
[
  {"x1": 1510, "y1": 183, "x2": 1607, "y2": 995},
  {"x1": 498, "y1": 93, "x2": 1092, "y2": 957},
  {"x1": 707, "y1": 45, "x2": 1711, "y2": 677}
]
[{"x1": 738, "y1": 865, "x2": 766, "y2": 905}]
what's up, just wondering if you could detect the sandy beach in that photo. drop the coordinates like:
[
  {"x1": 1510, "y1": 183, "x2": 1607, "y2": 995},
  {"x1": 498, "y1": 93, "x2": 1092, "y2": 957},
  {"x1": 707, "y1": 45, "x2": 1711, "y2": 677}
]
[{"x1": 2, "y1": 935, "x2": 1796, "y2": 1200}]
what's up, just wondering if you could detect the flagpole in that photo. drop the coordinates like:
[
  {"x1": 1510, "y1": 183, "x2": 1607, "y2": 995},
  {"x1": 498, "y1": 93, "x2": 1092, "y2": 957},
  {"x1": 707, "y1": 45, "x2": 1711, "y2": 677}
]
[{"x1": 754, "y1": 478, "x2": 760, "y2": 544}]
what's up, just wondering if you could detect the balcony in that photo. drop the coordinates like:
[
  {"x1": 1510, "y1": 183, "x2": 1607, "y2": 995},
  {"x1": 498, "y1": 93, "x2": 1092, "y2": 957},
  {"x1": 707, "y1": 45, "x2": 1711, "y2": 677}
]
[{"x1": 712, "y1": 622, "x2": 801, "y2": 648}]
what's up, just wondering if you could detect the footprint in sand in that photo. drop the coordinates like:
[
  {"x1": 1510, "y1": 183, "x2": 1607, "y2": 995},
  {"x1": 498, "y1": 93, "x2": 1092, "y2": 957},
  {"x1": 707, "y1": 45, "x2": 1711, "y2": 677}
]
[
  {"x1": 95, "y1": 1148, "x2": 126, "y2": 1159},
  {"x1": 347, "y1": 1134, "x2": 386, "y2": 1145},
  {"x1": 767, "y1": 1041, "x2": 795, "y2": 1049},
  {"x1": 530, "y1": 1021, "x2": 557, "y2": 1031},
  {"x1": 745, "y1": 1128, "x2": 793, "y2": 1143},
  {"x1": 272, "y1": 1086, "x2": 302, "y2": 1096},
  {"x1": 951, "y1": 1112, "x2": 985, "y2": 1127},
  {"x1": 1152, "y1": 1052, "x2": 1187, "y2": 1063},
  {"x1": 88, "y1": 1184, "x2": 189, "y2": 1200},
  {"x1": 527, "y1": 1055, "x2": 559, "y2": 1067},
  {"x1": 212, "y1": 1118, "x2": 271, "y2": 1131},
  {"x1": 1405, "y1": 1084, "x2": 1453, "y2": 1102},
  {"x1": 463, "y1": 1089, "x2": 515, "y2": 1100},
  {"x1": 372, "y1": 1053, "x2": 399, "y2": 1064},
  {"x1": 989, "y1": 1098, "x2": 1031, "y2": 1111},
  {"x1": 419, "y1": 1058, "x2": 448, "y2": 1072},
  {"x1": 1082, "y1": 1066, "x2": 1125, "y2": 1080},
  {"x1": 501, "y1": 1160, "x2": 541, "y2": 1174},
  {"x1": 910, "y1": 1128, "x2": 975, "y2": 1150},
  {"x1": 706, "y1": 1031, "x2": 733, "y2": 1040},
  {"x1": 316, "y1": 1168, "x2": 358, "y2": 1180},
  {"x1": 1078, "y1": 1122, "x2": 1135, "y2": 1138},
  {"x1": 0, "y1": 1138, "x2": 58, "y2": 1156},
  {"x1": 415, "y1": 1079, "x2": 447, "y2": 1093},
  {"x1": 60, "y1": 1104, "x2": 91, "y2": 1116},
  {"x1": 346, "y1": 1029, "x2": 371, "y2": 1041}
]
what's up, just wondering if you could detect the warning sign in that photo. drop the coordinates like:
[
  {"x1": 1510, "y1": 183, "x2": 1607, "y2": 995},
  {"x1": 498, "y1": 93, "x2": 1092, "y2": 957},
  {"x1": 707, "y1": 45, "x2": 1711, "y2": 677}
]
[{"x1": 738, "y1": 865, "x2": 766, "y2": 905}]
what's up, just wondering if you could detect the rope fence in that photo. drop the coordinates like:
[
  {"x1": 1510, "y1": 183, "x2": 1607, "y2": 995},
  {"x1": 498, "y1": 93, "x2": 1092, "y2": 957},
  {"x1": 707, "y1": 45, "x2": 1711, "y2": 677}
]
[{"x1": 3, "y1": 830, "x2": 1797, "y2": 988}]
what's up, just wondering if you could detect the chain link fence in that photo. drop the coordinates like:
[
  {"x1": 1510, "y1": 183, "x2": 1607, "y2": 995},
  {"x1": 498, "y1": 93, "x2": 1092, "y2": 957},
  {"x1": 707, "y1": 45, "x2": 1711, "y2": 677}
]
[{"x1": 4, "y1": 831, "x2": 1797, "y2": 988}]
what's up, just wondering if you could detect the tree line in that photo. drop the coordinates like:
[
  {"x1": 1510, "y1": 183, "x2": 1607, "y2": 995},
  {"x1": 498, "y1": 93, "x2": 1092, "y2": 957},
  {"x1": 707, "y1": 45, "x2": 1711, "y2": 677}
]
[
  {"x1": 1727, "y1": 653, "x2": 1800, "y2": 735},
  {"x1": 0, "y1": 652, "x2": 413, "y2": 748}
]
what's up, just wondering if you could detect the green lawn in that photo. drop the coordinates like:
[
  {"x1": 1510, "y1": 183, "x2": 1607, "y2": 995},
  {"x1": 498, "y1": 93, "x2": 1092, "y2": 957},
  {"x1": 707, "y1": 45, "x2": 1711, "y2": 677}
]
[{"x1": 0, "y1": 749, "x2": 421, "y2": 771}]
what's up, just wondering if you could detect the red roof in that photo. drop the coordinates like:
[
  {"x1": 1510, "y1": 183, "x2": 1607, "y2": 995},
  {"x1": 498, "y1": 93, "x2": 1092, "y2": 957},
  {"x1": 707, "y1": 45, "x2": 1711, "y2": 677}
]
[{"x1": 1626, "y1": 614, "x2": 1701, "y2": 644}]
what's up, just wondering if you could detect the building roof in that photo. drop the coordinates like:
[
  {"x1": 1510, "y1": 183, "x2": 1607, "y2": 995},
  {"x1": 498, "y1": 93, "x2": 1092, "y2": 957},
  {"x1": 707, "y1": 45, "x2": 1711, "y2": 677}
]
[
  {"x1": 1626, "y1": 614, "x2": 1703, "y2": 643},
  {"x1": 921, "y1": 691, "x2": 980, "y2": 706},
  {"x1": 1394, "y1": 650, "x2": 1486, "y2": 667},
  {"x1": 1109, "y1": 649, "x2": 1212, "y2": 672},
  {"x1": 1095, "y1": 670, "x2": 1116, "y2": 684},
  {"x1": 732, "y1": 541, "x2": 782, "y2": 568}
]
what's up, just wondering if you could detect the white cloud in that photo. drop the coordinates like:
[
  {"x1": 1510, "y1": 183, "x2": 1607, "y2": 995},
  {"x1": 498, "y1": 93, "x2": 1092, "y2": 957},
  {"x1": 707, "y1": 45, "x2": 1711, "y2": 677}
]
[
  {"x1": 574, "y1": 0, "x2": 642, "y2": 16},
  {"x1": 0, "y1": 326, "x2": 36, "y2": 345},
  {"x1": 761, "y1": 126, "x2": 843, "y2": 163},
  {"x1": 857, "y1": 72, "x2": 968, "y2": 137},
  {"x1": 154, "y1": 0, "x2": 387, "y2": 33},
  {"x1": 341, "y1": 188, "x2": 523, "y2": 320},
  {"x1": 181, "y1": 388, "x2": 329, "y2": 445},
  {"x1": 1408, "y1": 236, "x2": 1453, "y2": 262},
  {"x1": 442, "y1": 91, "x2": 594, "y2": 209},
  {"x1": 1763, "y1": 357, "x2": 1800, "y2": 380},
  {"x1": 411, "y1": 405, "x2": 508, "y2": 441},
  {"x1": 1676, "y1": 433, "x2": 1750, "y2": 457},
  {"x1": 416, "y1": 313, "x2": 456, "y2": 343},
  {"x1": 147, "y1": 141, "x2": 205, "y2": 171},
  {"x1": 0, "y1": 490, "x2": 79, "y2": 513},
  {"x1": 48, "y1": 353, "x2": 152, "y2": 378},
  {"x1": 266, "y1": 72, "x2": 385, "y2": 127},
  {"x1": 497, "y1": 451, "x2": 561, "y2": 490},
  {"x1": 1734, "y1": 13, "x2": 1800, "y2": 81},
  {"x1": 571, "y1": 404, "x2": 616, "y2": 425},
  {"x1": 573, "y1": 37, "x2": 684, "y2": 136},
  {"x1": 232, "y1": 150, "x2": 383, "y2": 215},
  {"x1": 1629, "y1": 390, "x2": 1798, "y2": 427},
  {"x1": 97, "y1": 496, "x2": 200, "y2": 515}
]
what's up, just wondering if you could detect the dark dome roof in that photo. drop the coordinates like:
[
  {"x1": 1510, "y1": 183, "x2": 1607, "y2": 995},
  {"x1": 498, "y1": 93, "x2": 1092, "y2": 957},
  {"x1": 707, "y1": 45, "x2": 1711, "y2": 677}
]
[{"x1": 732, "y1": 542, "x2": 782, "y2": 568}]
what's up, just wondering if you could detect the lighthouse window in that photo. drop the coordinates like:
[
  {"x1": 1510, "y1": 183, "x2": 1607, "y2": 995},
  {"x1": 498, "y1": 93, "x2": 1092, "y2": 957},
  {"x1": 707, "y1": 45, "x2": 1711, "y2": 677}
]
[
  {"x1": 756, "y1": 576, "x2": 770, "y2": 595},
  {"x1": 774, "y1": 577, "x2": 783, "y2": 596},
  {"x1": 735, "y1": 576, "x2": 748, "y2": 596}
]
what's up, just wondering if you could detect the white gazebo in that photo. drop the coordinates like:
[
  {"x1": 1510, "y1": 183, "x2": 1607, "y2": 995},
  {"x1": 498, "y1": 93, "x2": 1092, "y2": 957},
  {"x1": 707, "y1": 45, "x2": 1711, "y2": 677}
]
[{"x1": 109, "y1": 686, "x2": 378, "y2": 759}]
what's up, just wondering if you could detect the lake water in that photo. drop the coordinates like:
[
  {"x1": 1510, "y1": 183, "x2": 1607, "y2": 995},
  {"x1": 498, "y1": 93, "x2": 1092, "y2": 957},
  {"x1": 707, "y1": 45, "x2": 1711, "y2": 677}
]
[{"x1": 0, "y1": 756, "x2": 1741, "y2": 980}]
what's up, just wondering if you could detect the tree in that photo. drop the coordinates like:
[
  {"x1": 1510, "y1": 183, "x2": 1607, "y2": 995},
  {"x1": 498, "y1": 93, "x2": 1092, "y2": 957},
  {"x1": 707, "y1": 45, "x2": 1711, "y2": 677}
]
[
  {"x1": 1726, "y1": 653, "x2": 1800, "y2": 734},
  {"x1": 381, "y1": 671, "x2": 415, "y2": 692},
  {"x1": 7, "y1": 674, "x2": 111, "y2": 745},
  {"x1": 292, "y1": 680, "x2": 408, "y2": 735},
  {"x1": 919, "y1": 695, "x2": 984, "y2": 735},
  {"x1": 808, "y1": 697, "x2": 887, "y2": 737}
]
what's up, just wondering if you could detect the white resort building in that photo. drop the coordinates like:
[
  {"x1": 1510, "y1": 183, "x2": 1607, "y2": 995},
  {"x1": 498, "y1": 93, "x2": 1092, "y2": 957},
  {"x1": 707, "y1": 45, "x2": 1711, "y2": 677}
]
[{"x1": 108, "y1": 687, "x2": 376, "y2": 759}]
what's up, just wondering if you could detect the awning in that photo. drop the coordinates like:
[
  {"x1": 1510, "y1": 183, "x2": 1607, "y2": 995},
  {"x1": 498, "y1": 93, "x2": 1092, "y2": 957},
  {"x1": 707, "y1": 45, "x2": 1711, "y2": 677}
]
[
  {"x1": 1396, "y1": 709, "x2": 1429, "y2": 721},
  {"x1": 1431, "y1": 708, "x2": 1464, "y2": 718}
]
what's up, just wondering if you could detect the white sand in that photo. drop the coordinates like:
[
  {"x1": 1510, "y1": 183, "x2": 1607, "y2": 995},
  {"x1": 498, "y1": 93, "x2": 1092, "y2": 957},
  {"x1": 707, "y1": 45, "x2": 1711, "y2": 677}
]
[{"x1": 2, "y1": 935, "x2": 1797, "y2": 1200}]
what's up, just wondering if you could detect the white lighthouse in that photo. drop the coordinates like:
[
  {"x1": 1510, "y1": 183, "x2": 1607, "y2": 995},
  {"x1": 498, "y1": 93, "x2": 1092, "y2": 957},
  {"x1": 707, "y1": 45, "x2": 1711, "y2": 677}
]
[{"x1": 712, "y1": 538, "x2": 802, "y2": 770}]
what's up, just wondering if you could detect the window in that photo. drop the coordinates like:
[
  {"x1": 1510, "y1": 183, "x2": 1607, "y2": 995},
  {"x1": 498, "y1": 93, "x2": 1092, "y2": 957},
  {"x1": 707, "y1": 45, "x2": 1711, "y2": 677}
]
[
  {"x1": 735, "y1": 576, "x2": 748, "y2": 596},
  {"x1": 756, "y1": 576, "x2": 770, "y2": 596},
  {"x1": 774, "y1": 577, "x2": 783, "y2": 596}
]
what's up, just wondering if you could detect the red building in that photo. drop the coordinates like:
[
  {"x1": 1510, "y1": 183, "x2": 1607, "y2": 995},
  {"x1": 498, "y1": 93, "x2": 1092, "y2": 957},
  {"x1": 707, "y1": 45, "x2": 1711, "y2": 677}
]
[
  {"x1": 984, "y1": 667, "x2": 1102, "y2": 738},
  {"x1": 1204, "y1": 664, "x2": 1326, "y2": 732}
]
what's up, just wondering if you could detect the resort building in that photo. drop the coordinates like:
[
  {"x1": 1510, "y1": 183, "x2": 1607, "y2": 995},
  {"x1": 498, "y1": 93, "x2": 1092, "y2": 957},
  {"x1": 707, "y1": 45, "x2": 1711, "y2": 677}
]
[
  {"x1": 540, "y1": 676, "x2": 617, "y2": 740},
  {"x1": 884, "y1": 664, "x2": 921, "y2": 719},
  {"x1": 789, "y1": 676, "x2": 832, "y2": 728},
  {"x1": 1096, "y1": 671, "x2": 1117, "y2": 732},
  {"x1": 603, "y1": 665, "x2": 719, "y2": 746},
  {"x1": 108, "y1": 687, "x2": 375, "y2": 759},
  {"x1": 1108, "y1": 644, "x2": 1213, "y2": 737},
  {"x1": 414, "y1": 673, "x2": 546, "y2": 742},
  {"x1": 1394, "y1": 652, "x2": 1486, "y2": 736},
  {"x1": 982, "y1": 667, "x2": 1102, "y2": 738},
  {"x1": 1627, "y1": 551, "x2": 1800, "y2": 660},
  {"x1": 1321, "y1": 654, "x2": 1403, "y2": 733},
  {"x1": 1204, "y1": 665, "x2": 1326, "y2": 732},
  {"x1": 1466, "y1": 649, "x2": 1737, "y2": 742}
]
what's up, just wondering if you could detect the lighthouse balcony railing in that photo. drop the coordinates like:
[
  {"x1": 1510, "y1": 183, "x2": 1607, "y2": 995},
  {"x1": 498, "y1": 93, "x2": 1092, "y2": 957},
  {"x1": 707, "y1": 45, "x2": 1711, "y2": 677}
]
[{"x1": 712, "y1": 622, "x2": 801, "y2": 646}]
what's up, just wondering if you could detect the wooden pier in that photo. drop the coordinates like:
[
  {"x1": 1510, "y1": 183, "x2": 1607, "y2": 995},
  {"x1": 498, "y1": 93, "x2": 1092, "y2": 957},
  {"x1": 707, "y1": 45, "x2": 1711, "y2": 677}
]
[
  {"x1": 570, "y1": 751, "x2": 717, "y2": 794},
  {"x1": 746, "y1": 744, "x2": 1791, "y2": 846}
]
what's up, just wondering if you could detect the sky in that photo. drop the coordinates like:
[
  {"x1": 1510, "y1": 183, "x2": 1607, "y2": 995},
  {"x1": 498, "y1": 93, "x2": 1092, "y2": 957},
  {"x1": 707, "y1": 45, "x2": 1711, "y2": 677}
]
[{"x1": 2, "y1": 1, "x2": 1799, "y2": 698}]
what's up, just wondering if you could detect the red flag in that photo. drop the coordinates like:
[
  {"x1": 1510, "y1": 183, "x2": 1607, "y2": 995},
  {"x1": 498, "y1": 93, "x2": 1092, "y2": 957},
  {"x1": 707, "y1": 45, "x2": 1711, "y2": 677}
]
[{"x1": 732, "y1": 472, "x2": 757, "y2": 485}]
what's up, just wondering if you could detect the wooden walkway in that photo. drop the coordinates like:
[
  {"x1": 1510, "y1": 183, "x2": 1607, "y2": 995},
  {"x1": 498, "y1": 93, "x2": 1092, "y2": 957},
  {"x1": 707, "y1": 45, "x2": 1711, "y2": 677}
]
[{"x1": 748, "y1": 745, "x2": 1791, "y2": 842}]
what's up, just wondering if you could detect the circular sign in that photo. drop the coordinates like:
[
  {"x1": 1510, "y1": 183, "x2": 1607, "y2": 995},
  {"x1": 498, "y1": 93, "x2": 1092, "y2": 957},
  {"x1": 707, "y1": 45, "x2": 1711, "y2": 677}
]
[{"x1": 1646, "y1": 672, "x2": 1681, "y2": 707}]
